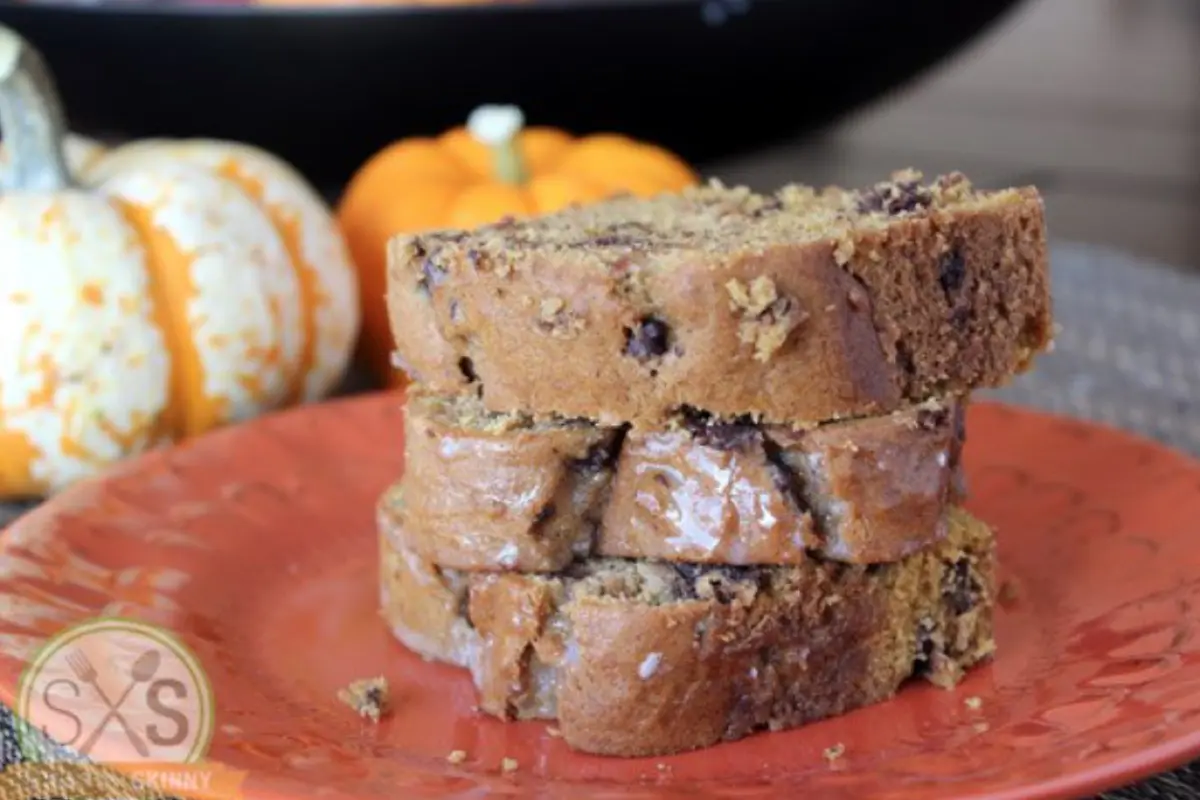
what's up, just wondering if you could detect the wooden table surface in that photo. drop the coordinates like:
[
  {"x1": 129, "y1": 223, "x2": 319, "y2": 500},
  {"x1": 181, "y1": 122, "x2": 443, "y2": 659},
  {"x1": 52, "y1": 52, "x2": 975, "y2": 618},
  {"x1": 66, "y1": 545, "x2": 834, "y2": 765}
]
[{"x1": 709, "y1": 0, "x2": 1200, "y2": 274}]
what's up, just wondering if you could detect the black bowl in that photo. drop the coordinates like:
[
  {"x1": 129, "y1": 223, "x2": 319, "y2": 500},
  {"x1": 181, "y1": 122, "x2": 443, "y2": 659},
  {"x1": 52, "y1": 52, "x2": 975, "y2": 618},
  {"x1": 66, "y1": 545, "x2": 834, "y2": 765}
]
[{"x1": 0, "y1": 0, "x2": 1023, "y2": 189}]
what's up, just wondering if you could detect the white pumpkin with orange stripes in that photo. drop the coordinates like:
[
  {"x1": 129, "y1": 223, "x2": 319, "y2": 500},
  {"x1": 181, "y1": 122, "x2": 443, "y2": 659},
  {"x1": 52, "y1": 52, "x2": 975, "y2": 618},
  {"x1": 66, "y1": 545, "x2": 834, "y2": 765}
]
[{"x1": 0, "y1": 26, "x2": 360, "y2": 498}]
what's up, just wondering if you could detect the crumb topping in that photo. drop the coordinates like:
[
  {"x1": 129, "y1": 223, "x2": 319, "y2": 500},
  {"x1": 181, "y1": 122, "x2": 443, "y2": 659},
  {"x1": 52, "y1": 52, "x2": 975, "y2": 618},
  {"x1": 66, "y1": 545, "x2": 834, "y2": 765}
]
[
  {"x1": 725, "y1": 276, "x2": 807, "y2": 362},
  {"x1": 396, "y1": 171, "x2": 1027, "y2": 276}
]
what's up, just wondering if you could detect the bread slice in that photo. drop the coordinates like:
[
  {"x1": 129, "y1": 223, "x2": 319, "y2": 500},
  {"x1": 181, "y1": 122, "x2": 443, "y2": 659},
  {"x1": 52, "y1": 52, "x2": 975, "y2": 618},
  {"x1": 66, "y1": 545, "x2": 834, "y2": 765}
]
[
  {"x1": 379, "y1": 506, "x2": 995, "y2": 757},
  {"x1": 390, "y1": 392, "x2": 966, "y2": 570},
  {"x1": 387, "y1": 170, "x2": 1051, "y2": 428}
]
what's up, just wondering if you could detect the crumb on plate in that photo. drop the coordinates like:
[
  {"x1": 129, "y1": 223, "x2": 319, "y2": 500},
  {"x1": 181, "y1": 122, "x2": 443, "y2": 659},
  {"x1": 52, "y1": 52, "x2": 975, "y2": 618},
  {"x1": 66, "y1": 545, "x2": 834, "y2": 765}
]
[
  {"x1": 998, "y1": 578, "x2": 1020, "y2": 607},
  {"x1": 337, "y1": 676, "x2": 390, "y2": 723},
  {"x1": 502, "y1": 757, "x2": 519, "y2": 773},
  {"x1": 964, "y1": 696, "x2": 982, "y2": 711},
  {"x1": 447, "y1": 750, "x2": 467, "y2": 764},
  {"x1": 823, "y1": 743, "x2": 845, "y2": 763}
]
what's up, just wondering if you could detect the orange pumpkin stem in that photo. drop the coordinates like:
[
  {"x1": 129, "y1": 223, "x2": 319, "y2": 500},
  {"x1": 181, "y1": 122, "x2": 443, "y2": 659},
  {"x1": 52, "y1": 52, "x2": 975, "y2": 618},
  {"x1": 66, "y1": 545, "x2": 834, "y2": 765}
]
[
  {"x1": 466, "y1": 104, "x2": 528, "y2": 186},
  {"x1": 0, "y1": 25, "x2": 74, "y2": 191}
]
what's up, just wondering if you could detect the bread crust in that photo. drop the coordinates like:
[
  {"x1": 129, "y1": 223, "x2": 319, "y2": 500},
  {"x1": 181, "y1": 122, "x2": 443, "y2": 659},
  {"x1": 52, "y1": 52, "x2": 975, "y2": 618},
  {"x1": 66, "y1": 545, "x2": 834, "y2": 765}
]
[
  {"x1": 379, "y1": 506, "x2": 995, "y2": 757},
  {"x1": 387, "y1": 175, "x2": 1051, "y2": 428},
  {"x1": 389, "y1": 393, "x2": 966, "y2": 569}
]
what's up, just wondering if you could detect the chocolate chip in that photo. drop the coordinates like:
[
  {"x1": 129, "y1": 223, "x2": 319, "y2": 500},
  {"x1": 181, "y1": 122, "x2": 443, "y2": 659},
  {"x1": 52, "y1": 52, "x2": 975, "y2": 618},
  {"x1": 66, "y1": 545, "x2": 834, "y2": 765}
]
[
  {"x1": 912, "y1": 619, "x2": 938, "y2": 675},
  {"x1": 760, "y1": 296, "x2": 797, "y2": 326},
  {"x1": 916, "y1": 407, "x2": 950, "y2": 431},
  {"x1": 750, "y1": 196, "x2": 784, "y2": 217},
  {"x1": 678, "y1": 406, "x2": 760, "y2": 450},
  {"x1": 364, "y1": 684, "x2": 386, "y2": 708},
  {"x1": 624, "y1": 317, "x2": 671, "y2": 360},
  {"x1": 572, "y1": 428, "x2": 627, "y2": 473},
  {"x1": 762, "y1": 437, "x2": 810, "y2": 513},
  {"x1": 593, "y1": 232, "x2": 643, "y2": 248},
  {"x1": 938, "y1": 250, "x2": 966, "y2": 295},
  {"x1": 895, "y1": 342, "x2": 916, "y2": 377},
  {"x1": 675, "y1": 564, "x2": 761, "y2": 603},
  {"x1": 677, "y1": 406, "x2": 713, "y2": 432},
  {"x1": 699, "y1": 422, "x2": 759, "y2": 450},
  {"x1": 420, "y1": 257, "x2": 447, "y2": 290},
  {"x1": 698, "y1": 576, "x2": 740, "y2": 604},
  {"x1": 532, "y1": 503, "x2": 556, "y2": 530},
  {"x1": 856, "y1": 180, "x2": 933, "y2": 216},
  {"x1": 409, "y1": 239, "x2": 436, "y2": 297},
  {"x1": 943, "y1": 557, "x2": 980, "y2": 615},
  {"x1": 671, "y1": 562, "x2": 703, "y2": 586},
  {"x1": 457, "y1": 357, "x2": 477, "y2": 383}
]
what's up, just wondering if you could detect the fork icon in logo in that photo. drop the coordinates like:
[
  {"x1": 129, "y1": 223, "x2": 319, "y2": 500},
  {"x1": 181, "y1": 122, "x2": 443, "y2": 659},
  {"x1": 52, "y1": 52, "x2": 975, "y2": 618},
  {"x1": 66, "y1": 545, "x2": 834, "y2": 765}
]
[{"x1": 61, "y1": 648, "x2": 162, "y2": 757}]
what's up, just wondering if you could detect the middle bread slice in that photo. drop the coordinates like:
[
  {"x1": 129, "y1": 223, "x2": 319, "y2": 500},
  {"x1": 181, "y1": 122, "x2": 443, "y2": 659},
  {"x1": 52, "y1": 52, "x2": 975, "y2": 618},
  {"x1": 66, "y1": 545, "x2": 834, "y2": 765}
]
[{"x1": 390, "y1": 392, "x2": 967, "y2": 569}]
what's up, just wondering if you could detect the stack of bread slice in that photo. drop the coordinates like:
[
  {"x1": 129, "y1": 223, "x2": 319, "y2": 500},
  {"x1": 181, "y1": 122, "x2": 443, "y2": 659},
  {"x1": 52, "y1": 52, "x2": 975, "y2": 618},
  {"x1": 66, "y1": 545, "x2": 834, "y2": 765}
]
[{"x1": 378, "y1": 170, "x2": 1052, "y2": 757}]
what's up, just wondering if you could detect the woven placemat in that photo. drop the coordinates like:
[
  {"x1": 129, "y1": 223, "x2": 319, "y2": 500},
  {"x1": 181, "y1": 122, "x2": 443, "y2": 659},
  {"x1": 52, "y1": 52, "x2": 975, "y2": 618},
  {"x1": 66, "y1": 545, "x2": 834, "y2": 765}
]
[{"x1": 1, "y1": 241, "x2": 1198, "y2": 798}]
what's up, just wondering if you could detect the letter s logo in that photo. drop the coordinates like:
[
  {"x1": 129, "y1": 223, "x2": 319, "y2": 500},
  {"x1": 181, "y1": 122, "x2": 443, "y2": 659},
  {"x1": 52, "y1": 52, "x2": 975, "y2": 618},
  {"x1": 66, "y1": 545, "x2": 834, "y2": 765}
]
[
  {"x1": 145, "y1": 678, "x2": 189, "y2": 746},
  {"x1": 41, "y1": 678, "x2": 82, "y2": 746}
]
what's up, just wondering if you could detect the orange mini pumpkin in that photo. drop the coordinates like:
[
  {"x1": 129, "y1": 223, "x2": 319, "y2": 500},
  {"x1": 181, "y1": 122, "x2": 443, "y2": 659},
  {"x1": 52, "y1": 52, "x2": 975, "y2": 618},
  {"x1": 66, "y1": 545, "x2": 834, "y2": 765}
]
[{"x1": 337, "y1": 105, "x2": 698, "y2": 387}]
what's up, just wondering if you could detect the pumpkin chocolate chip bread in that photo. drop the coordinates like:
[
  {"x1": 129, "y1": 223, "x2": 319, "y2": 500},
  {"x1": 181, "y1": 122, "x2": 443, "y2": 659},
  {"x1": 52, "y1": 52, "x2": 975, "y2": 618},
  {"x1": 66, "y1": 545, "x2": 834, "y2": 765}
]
[
  {"x1": 387, "y1": 170, "x2": 1051, "y2": 428},
  {"x1": 389, "y1": 391, "x2": 966, "y2": 570},
  {"x1": 379, "y1": 505, "x2": 995, "y2": 757}
]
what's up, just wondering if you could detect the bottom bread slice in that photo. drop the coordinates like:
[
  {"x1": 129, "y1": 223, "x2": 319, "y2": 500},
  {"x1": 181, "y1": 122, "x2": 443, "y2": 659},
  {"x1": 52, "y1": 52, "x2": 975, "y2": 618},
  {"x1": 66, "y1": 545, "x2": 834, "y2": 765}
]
[{"x1": 379, "y1": 507, "x2": 995, "y2": 757}]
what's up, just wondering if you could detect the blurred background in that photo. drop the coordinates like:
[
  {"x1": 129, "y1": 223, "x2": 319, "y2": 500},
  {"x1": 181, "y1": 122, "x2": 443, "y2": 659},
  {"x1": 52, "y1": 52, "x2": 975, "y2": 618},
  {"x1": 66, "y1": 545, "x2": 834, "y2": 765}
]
[
  {"x1": 0, "y1": 0, "x2": 1194, "y2": 269},
  {"x1": 714, "y1": 0, "x2": 1200, "y2": 273}
]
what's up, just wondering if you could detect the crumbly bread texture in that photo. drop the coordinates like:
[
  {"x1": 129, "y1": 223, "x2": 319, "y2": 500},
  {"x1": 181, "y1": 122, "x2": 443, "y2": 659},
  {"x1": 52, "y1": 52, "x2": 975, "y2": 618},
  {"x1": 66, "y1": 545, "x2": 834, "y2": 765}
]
[
  {"x1": 391, "y1": 391, "x2": 966, "y2": 569},
  {"x1": 387, "y1": 171, "x2": 1051, "y2": 428},
  {"x1": 379, "y1": 506, "x2": 995, "y2": 757}
]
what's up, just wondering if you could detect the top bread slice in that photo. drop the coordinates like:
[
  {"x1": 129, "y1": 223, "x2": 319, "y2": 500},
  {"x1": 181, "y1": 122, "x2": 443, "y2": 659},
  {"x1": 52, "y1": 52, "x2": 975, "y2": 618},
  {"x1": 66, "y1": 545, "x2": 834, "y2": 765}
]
[{"x1": 387, "y1": 170, "x2": 1052, "y2": 428}]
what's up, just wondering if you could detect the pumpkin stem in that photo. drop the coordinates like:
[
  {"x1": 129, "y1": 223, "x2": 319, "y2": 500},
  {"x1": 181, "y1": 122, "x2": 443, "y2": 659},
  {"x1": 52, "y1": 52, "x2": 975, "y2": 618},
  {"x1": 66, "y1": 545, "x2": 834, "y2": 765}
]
[
  {"x1": 467, "y1": 104, "x2": 527, "y2": 186},
  {"x1": 0, "y1": 25, "x2": 73, "y2": 192}
]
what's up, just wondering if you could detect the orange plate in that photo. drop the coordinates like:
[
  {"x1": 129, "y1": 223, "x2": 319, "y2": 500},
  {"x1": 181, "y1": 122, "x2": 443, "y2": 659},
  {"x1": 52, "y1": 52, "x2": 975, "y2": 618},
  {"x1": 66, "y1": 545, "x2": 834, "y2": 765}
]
[{"x1": 3, "y1": 396, "x2": 1200, "y2": 799}]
